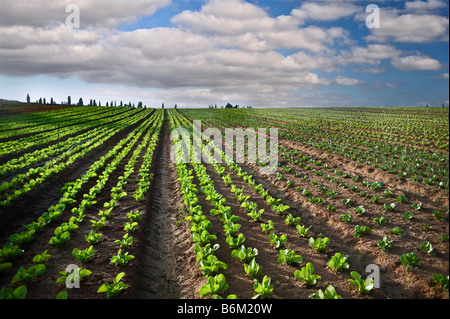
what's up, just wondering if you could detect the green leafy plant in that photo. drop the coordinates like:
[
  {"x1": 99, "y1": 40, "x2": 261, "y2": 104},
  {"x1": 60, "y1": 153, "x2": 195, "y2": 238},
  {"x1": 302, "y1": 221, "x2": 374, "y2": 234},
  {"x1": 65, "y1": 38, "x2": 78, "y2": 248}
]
[
  {"x1": 49, "y1": 231, "x2": 70, "y2": 247},
  {"x1": 85, "y1": 230, "x2": 102, "y2": 245},
  {"x1": 244, "y1": 258, "x2": 263, "y2": 278},
  {"x1": 110, "y1": 249, "x2": 135, "y2": 266},
  {"x1": 192, "y1": 230, "x2": 217, "y2": 246},
  {"x1": 114, "y1": 233, "x2": 133, "y2": 249},
  {"x1": 269, "y1": 233, "x2": 287, "y2": 249},
  {"x1": 402, "y1": 211, "x2": 415, "y2": 221},
  {"x1": 309, "y1": 237, "x2": 330, "y2": 253},
  {"x1": 432, "y1": 273, "x2": 449, "y2": 292},
  {"x1": 377, "y1": 237, "x2": 394, "y2": 252},
  {"x1": 194, "y1": 243, "x2": 220, "y2": 262},
  {"x1": 199, "y1": 274, "x2": 229, "y2": 297},
  {"x1": 339, "y1": 212, "x2": 353, "y2": 224},
  {"x1": 277, "y1": 249, "x2": 303, "y2": 265},
  {"x1": 231, "y1": 245, "x2": 258, "y2": 263},
  {"x1": 315, "y1": 285, "x2": 342, "y2": 299},
  {"x1": 252, "y1": 275, "x2": 273, "y2": 299},
  {"x1": 0, "y1": 286, "x2": 27, "y2": 299},
  {"x1": 349, "y1": 271, "x2": 373, "y2": 295},
  {"x1": 97, "y1": 272, "x2": 129, "y2": 298},
  {"x1": 260, "y1": 220, "x2": 274, "y2": 233},
  {"x1": 56, "y1": 268, "x2": 92, "y2": 285},
  {"x1": 384, "y1": 203, "x2": 396, "y2": 212},
  {"x1": 0, "y1": 242, "x2": 24, "y2": 262},
  {"x1": 294, "y1": 262, "x2": 321, "y2": 286},
  {"x1": 354, "y1": 205, "x2": 366, "y2": 216},
  {"x1": 296, "y1": 224, "x2": 311, "y2": 237},
  {"x1": 411, "y1": 202, "x2": 423, "y2": 211},
  {"x1": 284, "y1": 214, "x2": 301, "y2": 226},
  {"x1": 32, "y1": 250, "x2": 52, "y2": 264},
  {"x1": 72, "y1": 246, "x2": 94, "y2": 263},
  {"x1": 373, "y1": 215, "x2": 386, "y2": 225},
  {"x1": 400, "y1": 252, "x2": 420, "y2": 270},
  {"x1": 328, "y1": 253, "x2": 349, "y2": 272},
  {"x1": 11, "y1": 264, "x2": 46, "y2": 285},
  {"x1": 199, "y1": 255, "x2": 228, "y2": 277},
  {"x1": 247, "y1": 208, "x2": 264, "y2": 222},
  {"x1": 354, "y1": 225, "x2": 371, "y2": 238},
  {"x1": 127, "y1": 210, "x2": 144, "y2": 222},
  {"x1": 389, "y1": 226, "x2": 404, "y2": 238},
  {"x1": 225, "y1": 233, "x2": 246, "y2": 249},
  {"x1": 9, "y1": 230, "x2": 35, "y2": 245},
  {"x1": 418, "y1": 241, "x2": 435, "y2": 255}
]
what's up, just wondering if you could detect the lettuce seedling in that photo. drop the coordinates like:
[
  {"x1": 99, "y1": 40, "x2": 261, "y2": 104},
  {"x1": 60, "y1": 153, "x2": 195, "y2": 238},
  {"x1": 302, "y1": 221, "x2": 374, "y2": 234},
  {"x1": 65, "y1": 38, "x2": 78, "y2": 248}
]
[
  {"x1": 9, "y1": 230, "x2": 35, "y2": 244},
  {"x1": 72, "y1": 246, "x2": 94, "y2": 263},
  {"x1": 199, "y1": 255, "x2": 228, "y2": 277},
  {"x1": 328, "y1": 253, "x2": 349, "y2": 272},
  {"x1": 389, "y1": 226, "x2": 404, "y2": 238},
  {"x1": 231, "y1": 245, "x2": 258, "y2": 263},
  {"x1": 294, "y1": 262, "x2": 321, "y2": 286},
  {"x1": 194, "y1": 243, "x2": 220, "y2": 262},
  {"x1": 269, "y1": 233, "x2": 287, "y2": 249},
  {"x1": 127, "y1": 210, "x2": 144, "y2": 222},
  {"x1": 373, "y1": 216, "x2": 386, "y2": 225},
  {"x1": 247, "y1": 208, "x2": 264, "y2": 222},
  {"x1": 97, "y1": 272, "x2": 129, "y2": 299},
  {"x1": 223, "y1": 221, "x2": 241, "y2": 236},
  {"x1": 432, "y1": 273, "x2": 449, "y2": 292},
  {"x1": 349, "y1": 271, "x2": 373, "y2": 295},
  {"x1": 315, "y1": 285, "x2": 342, "y2": 299},
  {"x1": 11, "y1": 264, "x2": 46, "y2": 285},
  {"x1": 354, "y1": 205, "x2": 366, "y2": 216},
  {"x1": 192, "y1": 230, "x2": 217, "y2": 246},
  {"x1": 199, "y1": 274, "x2": 229, "y2": 297},
  {"x1": 115, "y1": 233, "x2": 133, "y2": 249},
  {"x1": 226, "y1": 233, "x2": 246, "y2": 248},
  {"x1": 56, "y1": 268, "x2": 92, "y2": 285},
  {"x1": 244, "y1": 258, "x2": 262, "y2": 279},
  {"x1": 400, "y1": 252, "x2": 420, "y2": 270},
  {"x1": 377, "y1": 237, "x2": 394, "y2": 252},
  {"x1": 272, "y1": 204, "x2": 290, "y2": 215},
  {"x1": 284, "y1": 214, "x2": 301, "y2": 226},
  {"x1": 0, "y1": 242, "x2": 24, "y2": 262},
  {"x1": 296, "y1": 225, "x2": 311, "y2": 238},
  {"x1": 252, "y1": 275, "x2": 273, "y2": 299},
  {"x1": 309, "y1": 237, "x2": 330, "y2": 253},
  {"x1": 278, "y1": 249, "x2": 303, "y2": 265},
  {"x1": 110, "y1": 249, "x2": 135, "y2": 266},
  {"x1": 261, "y1": 220, "x2": 274, "y2": 233},
  {"x1": 0, "y1": 285, "x2": 27, "y2": 299},
  {"x1": 49, "y1": 231, "x2": 70, "y2": 247},
  {"x1": 90, "y1": 218, "x2": 106, "y2": 230},
  {"x1": 86, "y1": 230, "x2": 102, "y2": 245},
  {"x1": 354, "y1": 225, "x2": 371, "y2": 238},
  {"x1": 32, "y1": 250, "x2": 52, "y2": 264},
  {"x1": 418, "y1": 241, "x2": 435, "y2": 255},
  {"x1": 123, "y1": 222, "x2": 138, "y2": 233}
]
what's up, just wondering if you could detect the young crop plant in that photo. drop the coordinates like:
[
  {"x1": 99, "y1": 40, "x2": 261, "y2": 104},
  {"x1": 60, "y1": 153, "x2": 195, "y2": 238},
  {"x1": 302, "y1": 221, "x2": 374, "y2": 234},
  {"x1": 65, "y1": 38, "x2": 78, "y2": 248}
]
[
  {"x1": 11, "y1": 264, "x2": 46, "y2": 285},
  {"x1": 231, "y1": 245, "x2": 258, "y2": 263},
  {"x1": 418, "y1": 241, "x2": 435, "y2": 256},
  {"x1": 373, "y1": 215, "x2": 386, "y2": 225},
  {"x1": 272, "y1": 204, "x2": 290, "y2": 215},
  {"x1": 296, "y1": 224, "x2": 311, "y2": 237},
  {"x1": 199, "y1": 274, "x2": 229, "y2": 298},
  {"x1": 123, "y1": 222, "x2": 138, "y2": 233},
  {"x1": 72, "y1": 246, "x2": 95, "y2": 263},
  {"x1": 9, "y1": 230, "x2": 35, "y2": 245},
  {"x1": 269, "y1": 233, "x2": 287, "y2": 249},
  {"x1": 97, "y1": 272, "x2": 129, "y2": 299},
  {"x1": 354, "y1": 225, "x2": 371, "y2": 238},
  {"x1": 127, "y1": 210, "x2": 144, "y2": 222},
  {"x1": 377, "y1": 237, "x2": 394, "y2": 252},
  {"x1": 309, "y1": 237, "x2": 330, "y2": 253},
  {"x1": 284, "y1": 214, "x2": 301, "y2": 226},
  {"x1": 244, "y1": 258, "x2": 263, "y2": 278},
  {"x1": 328, "y1": 253, "x2": 349, "y2": 272},
  {"x1": 32, "y1": 250, "x2": 52, "y2": 264},
  {"x1": 110, "y1": 249, "x2": 135, "y2": 266},
  {"x1": 384, "y1": 203, "x2": 396, "y2": 212},
  {"x1": 349, "y1": 271, "x2": 374, "y2": 295},
  {"x1": 194, "y1": 243, "x2": 220, "y2": 262},
  {"x1": 402, "y1": 211, "x2": 415, "y2": 221},
  {"x1": 199, "y1": 255, "x2": 228, "y2": 277},
  {"x1": 339, "y1": 212, "x2": 353, "y2": 224},
  {"x1": 115, "y1": 234, "x2": 133, "y2": 249},
  {"x1": 247, "y1": 208, "x2": 265, "y2": 222},
  {"x1": 294, "y1": 262, "x2": 321, "y2": 286},
  {"x1": 277, "y1": 249, "x2": 303, "y2": 265},
  {"x1": 226, "y1": 233, "x2": 246, "y2": 249},
  {"x1": 0, "y1": 285, "x2": 27, "y2": 299},
  {"x1": 0, "y1": 242, "x2": 24, "y2": 262},
  {"x1": 85, "y1": 230, "x2": 102, "y2": 245},
  {"x1": 354, "y1": 205, "x2": 366, "y2": 216},
  {"x1": 314, "y1": 285, "x2": 342, "y2": 299},
  {"x1": 400, "y1": 252, "x2": 420, "y2": 270},
  {"x1": 252, "y1": 275, "x2": 273, "y2": 299},
  {"x1": 261, "y1": 220, "x2": 274, "y2": 233},
  {"x1": 432, "y1": 274, "x2": 449, "y2": 292},
  {"x1": 389, "y1": 226, "x2": 404, "y2": 238}
]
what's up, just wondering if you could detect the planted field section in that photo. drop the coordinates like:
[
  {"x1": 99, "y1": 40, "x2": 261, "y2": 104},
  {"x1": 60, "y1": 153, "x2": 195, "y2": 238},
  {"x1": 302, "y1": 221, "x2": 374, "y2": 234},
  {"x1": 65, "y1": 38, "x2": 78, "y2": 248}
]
[
  {"x1": 178, "y1": 107, "x2": 449, "y2": 299},
  {"x1": 0, "y1": 106, "x2": 448, "y2": 300}
]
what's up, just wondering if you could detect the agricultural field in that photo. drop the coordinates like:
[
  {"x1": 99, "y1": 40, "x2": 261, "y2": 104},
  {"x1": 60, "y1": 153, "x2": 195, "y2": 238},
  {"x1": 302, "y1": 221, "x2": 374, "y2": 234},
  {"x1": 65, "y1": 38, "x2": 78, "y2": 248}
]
[{"x1": 0, "y1": 105, "x2": 448, "y2": 300}]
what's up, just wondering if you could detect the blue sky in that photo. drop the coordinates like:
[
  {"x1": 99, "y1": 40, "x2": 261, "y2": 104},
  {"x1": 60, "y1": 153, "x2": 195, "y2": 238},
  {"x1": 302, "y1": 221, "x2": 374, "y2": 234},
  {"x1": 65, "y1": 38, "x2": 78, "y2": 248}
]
[{"x1": 0, "y1": 0, "x2": 448, "y2": 107}]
